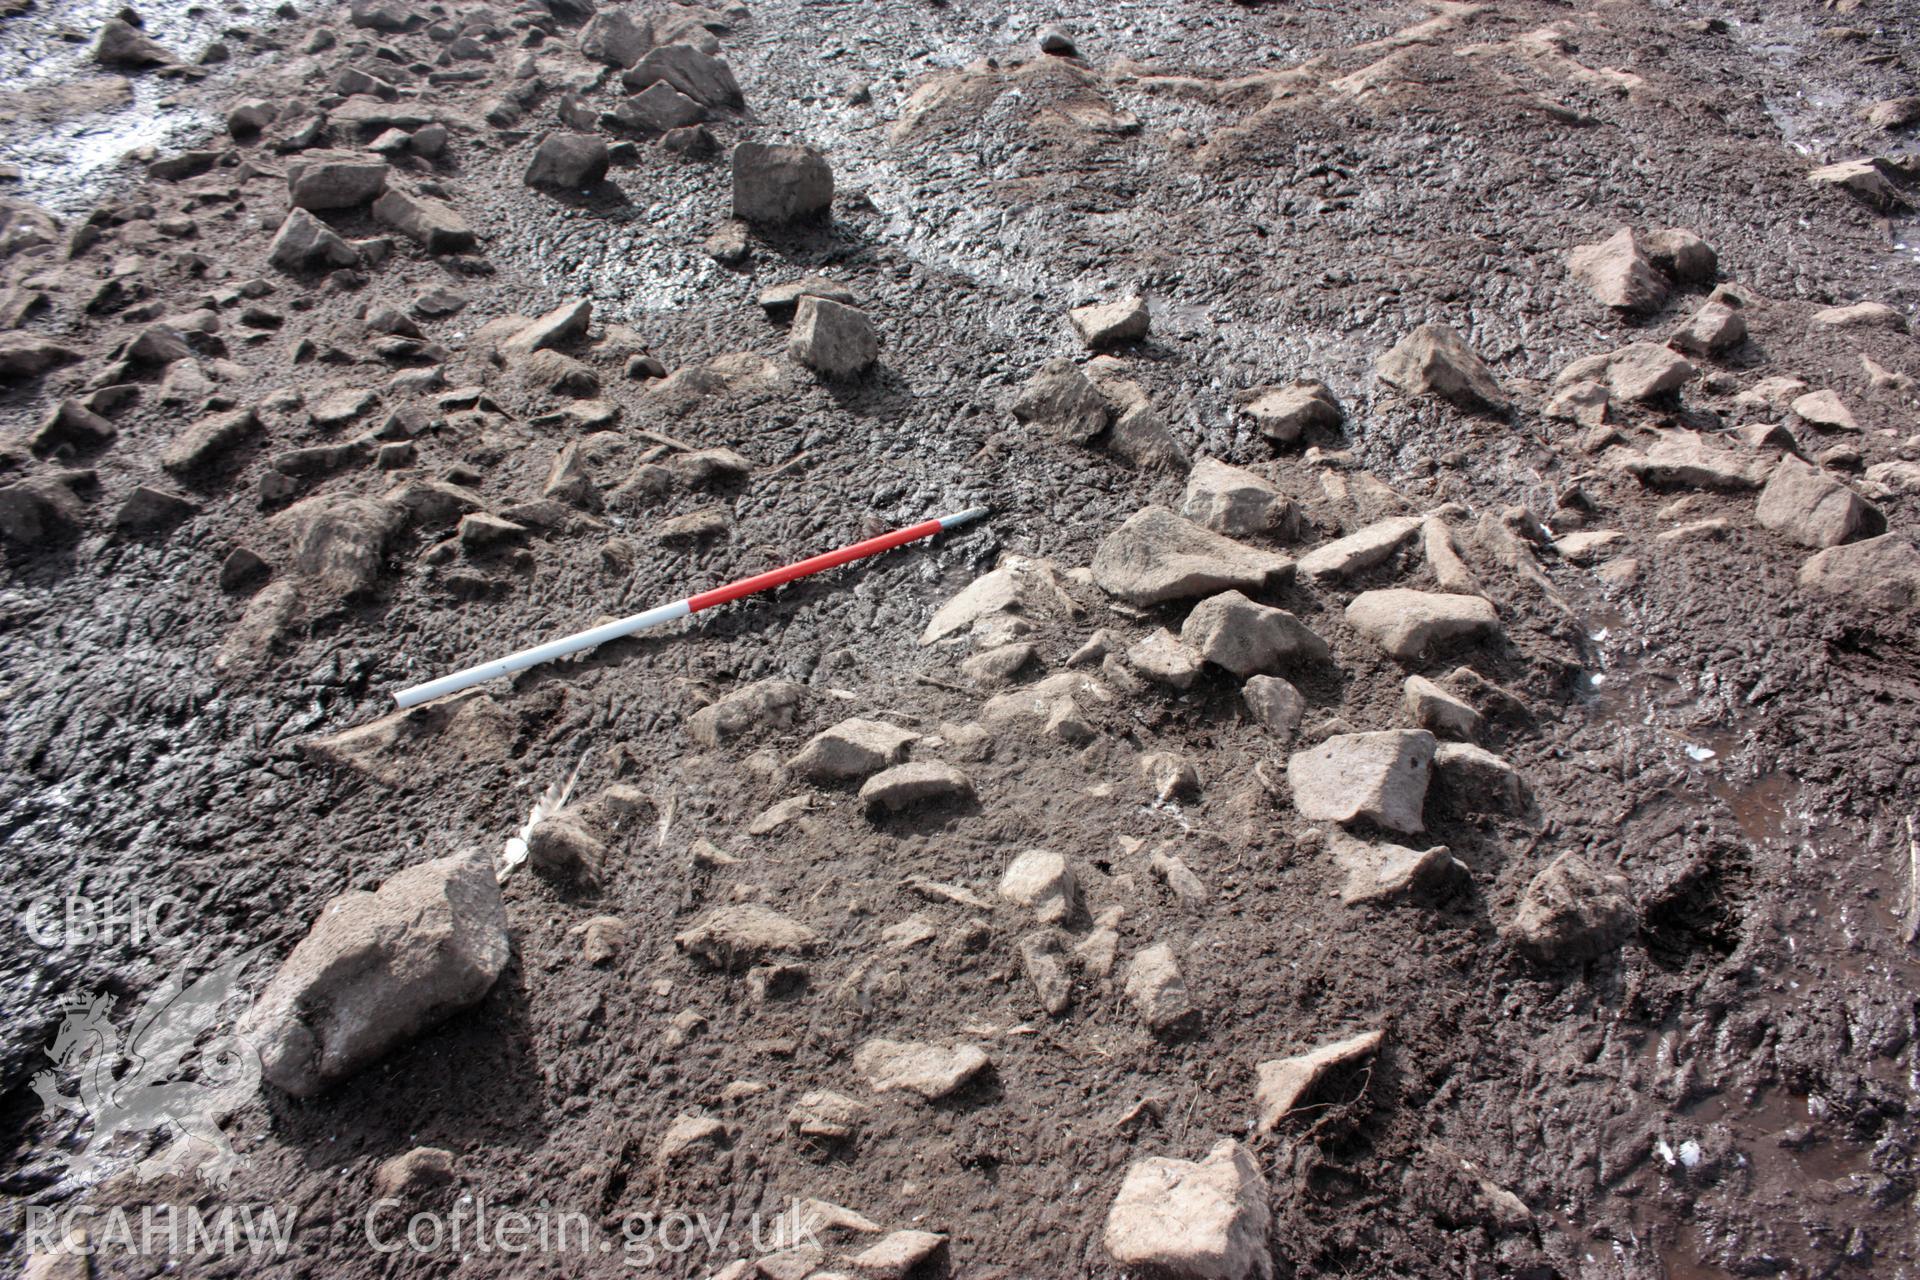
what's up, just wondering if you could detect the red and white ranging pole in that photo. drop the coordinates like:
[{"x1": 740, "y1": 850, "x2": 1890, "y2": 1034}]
[{"x1": 391, "y1": 506, "x2": 992, "y2": 709}]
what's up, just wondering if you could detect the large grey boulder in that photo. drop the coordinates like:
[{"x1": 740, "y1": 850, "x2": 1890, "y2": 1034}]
[
  {"x1": 622, "y1": 44, "x2": 743, "y2": 109},
  {"x1": 1091, "y1": 506, "x2": 1293, "y2": 606},
  {"x1": 239, "y1": 850, "x2": 509, "y2": 1098},
  {"x1": 1503, "y1": 853, "x2": 1636, "y2": 964},
  {"x1": 1287, "y1": 729, "x2": 1435, "y2": 834},
  {"x1": 1755, "y1": 456, "x2": 1882, "y2": 548},
  {"x1": 732, "y1": 143, "x2": 831, "y2": 222},
  {"x1": 1179, "y1": 589, "x2": 1329, "y2": 677},
  {"x1": 1376, "y1": 324, "x2": 1509, "y2": 414},
  {"x1": 1103, "y1": 1140, "x2": 1272, "y2": 1280},
  {"x1": 1344, "y1": 589, "x2": 1500, "y2": 662}
]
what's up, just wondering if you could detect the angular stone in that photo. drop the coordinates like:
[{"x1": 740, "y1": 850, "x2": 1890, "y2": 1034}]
[
  {"x1": 1243, "y1": 675, "x2": 1305, "y2": 740},
  {"x1": 502, "y1": 298, "x2": 592, "y2": 357},
  {"x1": 158, "y1": 406, "x2": 253, "y2": 475},
  {"x1": 1503, "y1": 853, "x2": 1636, "y2": 964},
  {"x1": 524, "y1": 133, "x2": 609, "y2": 190},
  {"x1": 1070, "y1": 296, "x2": 1149, "y2": 348},
  {"x1": 95, "y1": 18, "x2": 173, "y2": 67},
  {"x1": 1797, "y1": 534, "x2": 1920, "y2": 609},
  {"x1": 372, "y1": 189, "x2": 475, "y2": 253},
  {"x1": 1433, "y1": 741, "x2": 1529, "y2": 812},
  {"x1": 578, "y1": 9, "x2": 650, "y2": 67},
  {"x1": 854, "y1": 1039, "x2": 989, "y2": 1099},
  {"x1": 1344, "y1": 589, "x2": 1501, "y2": 662},
  {"x1": 1808, "y1": 158, "x2": 1904, "y2": 208},
  {"x1": 1179, "y1": 589, "x2": 1329, "y2": 677},
  {"x1": 788, "y1": 296, "x2": 878, "y2": 377},
  {"x1": 1791, "y1": 389, "x2": 1858, "y2": 432},
  {"x1": 1018, "y1": 930, "x2": 1074, "y2": 1016},
  {"x1": 31, "y1": 400, "x2": 116, "y2": 455},
  {"x1": 0, "y1": 477, "x2": 85, "y2": 547},
  {"x1": 1568, "y1": 227, "x2": 1668, "y2": 312},
  {"x1": 1123, "y1": 942, "x2": 1194, "y2": 1033},
  {"x1": 1254, "y1": 1030, "x2": 1384, "y2": 1130},
  {"x1": 1606, "y1": 342, "x2": 1695, "y2": 401},
  {"x1": 1128, "y1": 628, "x2": 1202, "y2": 690},
  {"x1": 269, "y1": 208, "x2": 360, "y2": 272},
  {"x1": 1287, "y1": 729, "x2": 1435, "y2": 834},
  {"x1": 1810, "y1": 301, "x2": 1904, "y2": 331},
  {"x1": 1091, "y1": 506, "x2": 1293, "y2": 606},
  {"x1": 787, "y1": 1089, "x2": 869, "y2": 1141},
  {"x1": 1402, "y1": 674, "x2": 1482, "y2": 741},
  {"x1": 1670, "y1": 300, "x2": 1746, "y2": 356},
  {"x1": 1297, "y1": 516, "x2": 1422, "y2": 580},
  {"x1": 1376, "y1": 324, "x2": 1509, "y2": 413},
  {"x1": 687, "y1": 679, "x2": 804, "y2": 749},
  {"x1": 1104, "y1": 1140, "x2": 1272, "y2": 1280},
  {"x1": 286, "y1": 151, "x2": 388, "y2": 210},
  {"x1": 858, "y1": 761, "x2": 974, "y2": 813},
  {"x1": 624, "y1": 44, "x2": 743, "y2": 110},
  {"x1": 1756, "y1": 456, "x2": 1881, "y2": 548},
  {"x1": 611, "y1": 82, "x2": 708, "y2": 133},
  {"x1": 1643, "y1": 227, "x2": 1716, "y2": 283},
  {"x1": 1240, "y1": 380, "x2": 1341, "y2": 443},
  {"x1": 999, "y1": 849, "x2": 1077, "y2": 924},
  {"x1": 788, "y1": 717, "x2": 916, "y2": 783},
  {"x1": 674, "y1": 904, "x2": 821, "y2": 970},
  {"x1": 1544, "y1": 378, "x2": 1609, "y2": 428},
  {"x1": 113, "y1": 485, "x2": 197, "y2": 532},
  {"x1": 239, "y1": 850, "x2": 508, "y2": 1098},
  {"x1": 1619, "y1": 432, "x2": 1770, "y2": 491},
  {"x1": 1329, "y1": 831, "x2": 1461, "y2": 907},
  {"x1": 372, "y1": 1146, "x2": 456, "y2": 1200},
  {"x1": 759, "y1": 275, "x2": 855, "y2": 318},
  {"x1": 847, "y1": 1229, "x2": 949, "y2": 1279},
  {"x1": 731, "y1": 142, "x2": 831, "y2": 223},
  {"x1": 1180, "y1": 457, "x2": 1293, "y2": 538},
  {"x1": 1012, "y1": 357, "x2": 1111, "y2": 442}
]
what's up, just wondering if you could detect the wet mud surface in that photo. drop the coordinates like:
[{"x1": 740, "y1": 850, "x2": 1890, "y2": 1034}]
[{"x1": 2, "y1": 0, "x2": 1920, "y2": 1276}]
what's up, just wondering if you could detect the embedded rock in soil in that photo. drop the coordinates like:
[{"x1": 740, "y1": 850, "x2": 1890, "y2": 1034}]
[
  {"x1": 372, "y1": 190, "x2": 475, "y2": 253},
  {"x1": 759, "y1": 275, "x2": 856, "y2": 318},
  {"x1": 269, "y1": 209, "x2": 359, "y2": 272},
  {"x1": 0, "y1": 335, "x2": 81, "y2": 381},
  {"x1": 372, "y1": 1146, "x2": 456, "y2": 1200},
  {"x1": 788, "y1": 296, "x2": 878, "y2": 376},
  {"x1": 272, "y1": 494, "x2": 405, "y2": 600},
  {"x1": 1644, "y1": 227, "x2": 1717, "y2": 283},
  {"x1": 285, "y1": 151, "x2": 389, "y2": 210},
  {"x1": 1239, "y1": 379, "x2": 1341, "y2": 443},
  {"x1": 113, "y1": 485, "x2": 197, "y2": 533},
  {"x1": 674, "y1": 904, "x2": 821, "y2": 970},
  {"x1": 1123, "y1": 942, "x2": 1194, "y2": 1033},
  {"x1": 1128, "y1": 628, "x2": 1202, "y2": 690},
  {"x1": 1019, "y1": 930, "x2": 1074, "y2": 1016},
  {"x1": 1011, "y1": 357, "x2": 1111, "y2": 443},
  {"x1": 1069, "y1": 296, "x2": 1149, "y2": 348},
  {"x1": 1091, "y1": 505, "x2": 1293, "y2": 606},
  {"x1": 1243, "y1": 675, "x2": 1305, "y2": 741},
  {"x1": 1809, "y1": 301, "x2": 1904, "y2": 331},
  {"x1": 524, "y1": 133, "x2": 610, "y2": 190},
  {"x1": 624, "y1": 44, "x2": 744, "y2": 110},
  {"x1": 1329, "y1": 830, "x2": 1462, "y2": 906},
  {"x1": 1344, "y1": 589, "x2": 1501, "y2": 662},
  {"x1": 0, "y1": 477, "x2": 86, "y2": 548},
  {"x1": 1567, "y1": 227, "x2": 1668, "y2": 312},
  {"x1": 1790, "y1": 388, "x2": 1858, "y2": 432},
  {"x1": 611, "y1": 82, "x2": 709, "y2": 133},
  {"x1": 787, "y1": 1089, "x2": 869, "y2": 1141},
  {"x1": 1606, "y1": 342, "x2": 1695, "y2": 402},
  {"x1": 578, "y1": 9, "x2": 651, "y2": 67},
  {"x1": 1670, "y1": 299, "x2": 1746, "y2": 356},
  {"x1": 31, "y1": 400, "x2": 116, "y2": 455},
  {"x1": 1403, "y1": 674, "x2": 1483, "y2": 741},
  {"x1": 1619, "y1": 432, "x2": 1770, "y2": 491},
  {"x1": 1433, "y1": 741, "x2": 1529, "y2": 813},
  {"x1": 1503, "y1": 853, "x2": 1636, "y2": 965},
  {"x1": 1181, "y1": 457, "x2": 1294, "y2": 538},
  {"x1": 1797, "y1": 534, "x2": 1920, "y2": 609},
  {"x1": 1376, "y1": 324, "x2": 1509, "y2": 413},
  {"x1": 788, "y1": 717, "x2": 917, "y2": 784},
  {"x1": 1287, "y1": 729, "x2": 1435, "y2": 835},
  {"x1": 1179, "y1": 589, "x2": 1330, "y2": 677},
  {"x1": 732, "y1": 142, "x2": 832, "y2": 223},
  {"x1": 686, "y1": 679, "x2": 805, "y2": 749},
  {"x1": 1000, "y1": 849, "x2": 1078, "y2": 924},
  {"x1": 1254, "y1": 1029, "x2": 1384, "y2": 1130},
  {"x1": 1103, "y1": 1140, "x2": 1272, "y2": 1280},
  {"x1": 859, "y1": 761, "x2": 974, "y2": 813},
  {"x1": 853, "y1": 1039, "x2": 989, "y2": 1100},
  {"x1": 239, "y1": 849, "x2": 509, "y2": 1099},
  {"x1": 1297, "y1": 515, "x2": 1422, "y2": 580},
  {"x1": 1807, "y1": 158, "x2": 1904, "y2": 208},
  {"x1": 919, "y1": 557, "x2": 1062, "y2": 645},
  {"x1": 846, "y1": 1229, "x2": 950, "y2": 1278},
  {"x1": 1100, "y1": 379, "x2": 1187, "y2": 470},
  {"x1": 1755, "y1": 456, "x2": 1882, "y2": 548},
  {"x1": 95, "y1": 18, "x2": 175, "y2": 67}
]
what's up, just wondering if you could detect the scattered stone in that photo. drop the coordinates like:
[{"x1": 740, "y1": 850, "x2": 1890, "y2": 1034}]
[
  {"x1": 1670, "y1": 299, "x2": 1746, "y2": 355},
  {"x1": 788, "y1": 718, "x2": 916, "y2": 784},
  {"x1": 759, "y1": 275, "x2": 856, "y2": 319},
  {"x1": 1039, "y1": 24, "x2": 1078, "y2": 55},
  {"x1": 1297, "y1": 515, "x2": 1422, "y2": 580},
  {"x1": 1242, "y1": 675, "x2": 1305, "y2": 741},
  {"x1": 578, "y1": 8, "x2": 651, "y2": 67},
  {"x1": 1402, "y1": 674, "x2": 1482, "y2": 740},
  {"x1": 1810, "y1": 300, "x2": 1903, "y2": 331},
  {"x1": 1254, "y1": 1029, "x2": 1384, "y2": 1130},
  {"x1": 1606, "y1": 342, "x2": 1695, "y2": 401},
  {"x1": 1288, "y1": 729, "x2": 1434, "y2": 835},
  {"x1": 1567, "y1": 227, "x2": 1668, "y2": 312},
  {"x1": 1790, "y1": 388, "x2": 1858, "y2": 432},
  {"x1": 502, "y1": 298, "x2": 592, "y2": 357},
  {"x1": 1103, "y1": 1140, "x2": 1272, "y2": 1280},
  {"x1": 1181, "y1": 457, "x2": 1294, "y2": 538},
  {"x1": 0, "y1": 477, "x2": 85, "y2": 548},
  {"x1": 1644, "y1": 227, "x2": 1717, "y2": 283},
  {"x1": 1128, "y1": 628, "x2": 1203, "y2": 690},
  {"x1": 1808, "y1": 158, "x2": 1905, "y2": 209},
  {"x1": 731, "y1": 142, "x2": 832, "y2": 223},
  {"x1": 1344, "y1": 589, "x2": 1501, "y2": 662},
  {"x1": 579, "y1": 916, "x2": 626, "y2": 965},
  {"x1": 1864, "y1": 96, "x2": 1920, "y2": 130},
  {"x1": 113, "y1": 485, "x2": 197, "y2": 533},
  {"x1": 1018, "y1": 930, "x2": 1074, "y2": 1016},
  {"x1": 372, "y1": 189, "x2": 476, "y2": 253},
  {"x1": 1756, "y1": 456, "x2": 1882, "y2": 548},
  {"x1": 269, "y1": 208, "x2": 359, "y2": 272},
  {"x1": 1797, "y1": 534, "x2": 1920, "y2": 609},
  {"x1": 1124, "y1": 942, "x2": 1194, "y2": 1034},
  {"x1": 1618, "y1": 432, "x2": 1770, "y2": 491},
  {"x1": 161, "y1": 407, "x2": 256, "y2": 472},
  {"x1": 1433, "y1": 741, "x2": 1529, "y2": 812},
  {"x1": 239, "y1": 849, "x2": 508, "y2": 1098},
  {"x1": 1070, "y1": 296, "x2": 1149, "y2": 349},
  {"x1": 0, "y1": 334, "x2": 80, "y2": 381},
  {"x1": 859, "y1": 761, "x2": 975, "y2": 814},
  {"x1": 1503, "y1": 853, "x2": 1636, "y2": 964},
  {"x1": 846, "y1": 1230, "x2": 950, "y2": 1279},
  {"x1": 624, "y1": 44, "x2": 743, "y2": 110},
  {"x1": 1140, "y1": 751, "x2": 1200, "y2": 802},
  {"x1": 524, "y1": 133, "x2": 609, "y2": 190},
  {"x1": 1544, "y1": 378, "x2": 1609, "y2": 427},
  {"x1": 30, "y1": 400, "x2": 115, "y2": 455},
  {"x1": 788, "y1": 296, "x2": 878, "y2": 377},
  {"x1": 1091, "y1": 505, "x2": 1293, "y2": 606},
  {"x1": 788, "y1": 1089, "x2": 869, "y2": 1142},
  {"x1": 1012, "y1": 357, "x2": 1111, "y2": 443},
  {"x1": 1179, "y1": 589, "x2": 1329, "y2": 677},
  {"x1": 612, "y1": 82, "x2": 709, "y2": 133},
  {"x1": 686, "y1": 679, "x2": 803, "y2": 749},
  {"x1": 674, "y1": 904, "x2": 821, "y2": 970},
  {"x1": 1329, "y1": 831, "x2": 1461, "y2": 907},
  {"x1": 372, "y1": 1146, "x2": 456, "y2": 1201},
  {"x1": 286, "y1": 151, "x2": 389, "y2": 210},
  {"x1": 95, "y1": 18, "x2": 174, "y2": 67},
  {"x1": 1240, "y1": 380, "x2": 1342, "y2": 443},
  {"x1": 854, "y1": 1039, "x2": 989, "y2": 1100},
  {"x1": 1376, "y1": 324, "x2": 1509, "y2": 414}
]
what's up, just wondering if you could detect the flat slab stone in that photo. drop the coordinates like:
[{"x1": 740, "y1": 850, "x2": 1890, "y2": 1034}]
[
  {"x1": 1103, "y1": 1140, "x2": 1273, "y2": 1280},
  {"x1": 1091, "y1": 505, "x2": 1293, "y2": 606},
  {"x1": 1254, "y1": 1029, "x2": 1385, "y2": 1130},
  {"x1": 1287, "y1": 729, "x2": 1435, "y2": 835},
  {"x1": 853, "y1": 1039, "x2": 989, "y2": 1099},
  {"x1": 1345, "y1": 589, "x2": 1501, "y2": 662}
]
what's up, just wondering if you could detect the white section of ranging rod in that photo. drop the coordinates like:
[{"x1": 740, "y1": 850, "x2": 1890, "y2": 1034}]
[
  {"x1": 392, "y1": 598, "x2": 692, "y2": 709},
  {"x1": 939, "y1": 506, "x2": 991, "y2": 529}
]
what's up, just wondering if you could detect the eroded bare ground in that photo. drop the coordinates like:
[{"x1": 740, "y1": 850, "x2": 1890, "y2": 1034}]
[{"x1": 3, "y1": 0, "x2": 1920, "y2": 1276}]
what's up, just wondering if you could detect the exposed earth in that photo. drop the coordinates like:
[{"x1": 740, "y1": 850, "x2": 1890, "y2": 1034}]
[{"x1": 2, "y1": 1, "x2": 1920, "y2": 1277}]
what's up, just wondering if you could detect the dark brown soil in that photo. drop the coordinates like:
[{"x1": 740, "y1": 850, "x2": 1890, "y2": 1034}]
[{"x1": 3, "y1": 1, "x2": 1920, "y2": 1277}]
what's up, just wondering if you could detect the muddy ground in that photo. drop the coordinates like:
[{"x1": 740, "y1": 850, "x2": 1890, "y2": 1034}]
[{"x1": 2, "y1": 0, "x2": 1920, "y2": 1276}]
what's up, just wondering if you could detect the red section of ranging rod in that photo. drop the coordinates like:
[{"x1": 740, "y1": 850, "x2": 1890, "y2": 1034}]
[{"x1": 688, "y1": 517, "x2": 946, "y2": 612}]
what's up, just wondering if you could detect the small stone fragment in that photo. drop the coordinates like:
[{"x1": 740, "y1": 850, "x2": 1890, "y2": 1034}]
[
  {"x1": 1253, "y1": 1030, "x2": 1384, "y2": 1130},
  {"x1": 1123, "y1": 942, "x2": 1194, "y2": 1033},
  {"x1": 1070, "y1": 296, "x2": 1149, "y2": 349},
  {"x1": 854, "y1": 1039, "x2": 989, "y2": 1100}
]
